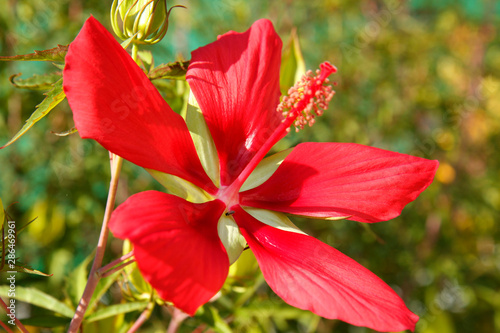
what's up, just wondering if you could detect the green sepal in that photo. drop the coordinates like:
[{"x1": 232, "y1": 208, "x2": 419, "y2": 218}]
[
  {"x1": 9, "y1": 72, "x2": 62, "y2": 90},
  {"x1": 240, "y1": 149, "x2": 292, "y2": 191},
  {"x1": 186, "y1": 91, "x2": 220, "y2": 187},
  {"x1": 0, "y1": 44, "x2": 68, "y2": 62},
  {"x1": 217, "y1": 215, "x2": 246, "y2": 265},
  {"x1": 122, "y1": 240, "x2": 153, "y2": 299},
  {"x1": 228, "y1": 247, "x2": 259, "y2": 280},
  {"x1": 148, "y1": 169, "x2": 213, "y2": 203},
  {"x1": 148, "y1": 60, "x2": 190, "y2": 80},
  {"x1": 1, "y1": 79, "x2": 66, "y2": 149},
  {"x1": 120, "y1": 34, "x2": 138, "y2": 50},
  {"x1": 280, "y1": 29, "x2": 306, "y2": 96}
]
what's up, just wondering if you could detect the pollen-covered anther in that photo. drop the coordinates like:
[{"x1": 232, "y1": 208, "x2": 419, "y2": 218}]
[{"x1": 277, "y1": 61, "x2": 337, "y2": 132}]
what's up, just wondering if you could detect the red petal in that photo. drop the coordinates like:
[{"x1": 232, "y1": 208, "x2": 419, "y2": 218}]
[
  {"x1": 109, "y1": 191, "x2": 228, "y2": 315},
  {"x1": 187, "y1": 19, "x2": 284, "y2": 186},
  {"x1": 63, "y1": 17, "x2": 215, "y2": 193},
  {"x1": 233, "y1": 206, "x2": 418, "y2": 332},
  {"x1": 240, "y1": 142, "x2": 439, "y2": 223}
]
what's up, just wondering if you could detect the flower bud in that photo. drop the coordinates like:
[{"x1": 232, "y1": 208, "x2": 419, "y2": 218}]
[{"x1": 111, "y1": 0, "x2": 180, "y2": 44}]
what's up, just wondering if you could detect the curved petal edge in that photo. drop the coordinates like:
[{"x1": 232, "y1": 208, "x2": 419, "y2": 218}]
[
  {"x1": 109, "y1": 191, "x2": 228, "y2": 315},
  {"x1": 233, "y1": 206, "x2": 418, "y2": 332}
]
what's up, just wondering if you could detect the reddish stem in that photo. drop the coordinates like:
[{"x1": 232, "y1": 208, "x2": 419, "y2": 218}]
[
  {"x1": 96, "y1": 250, "x2": 135, "y2": 278},
  {"x1": 0, "y1": 320, "x2": 14, "y2": 333},
  {"x1": 0, "y1": 297, "x2": 28, "y2": 333},
  {"x1": 126, "y1": 302, "x2": 154, "y2": 333},
  {"x1": 67, "y1": 154, "x2": 123, "y2": 332},
  {"x1": 166, "y1": 307, "x2": 189, "y2": 333}
]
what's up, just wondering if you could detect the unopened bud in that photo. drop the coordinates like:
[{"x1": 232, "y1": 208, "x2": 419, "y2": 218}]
[{"x1": 111, "y1": 0, "x2": 181, "y2": 44}]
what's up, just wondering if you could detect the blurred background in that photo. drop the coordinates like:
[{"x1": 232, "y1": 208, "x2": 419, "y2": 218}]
[{"x1": 0, "y1": 0, "x2": 499, "y2": 332}]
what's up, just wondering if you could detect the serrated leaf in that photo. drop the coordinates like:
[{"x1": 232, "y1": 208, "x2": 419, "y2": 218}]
[
  {"x1": 51, "y1": 127, "x2": 78, "y2": 136},
  {"x1": 148, "y1": 60, "x2": 190, "y2": 80},
  {"x1": 85, "y1": 302, "x2": 149, "y2": 323},
  {"x1": 9, "y1": 72, "x2": 62, "y2": 90},
  {"x1": 0, "y1": 286, "x2": 74, "y2": 317},
  {"x1": 0, "y1": 261, "x2": 52, "y2": 276},
  {"x1": 0, "y1": 45, "x2": 68, "y2": 62},
  {"x1": 21, "y1": 316, "x2": 71, "y2": 328},
  {"x1": 280, "y1": 28, "x2": 306, "y2": 96},
  {"x1": 1, "y1": 79, "x2": 66, "y2": 149}
]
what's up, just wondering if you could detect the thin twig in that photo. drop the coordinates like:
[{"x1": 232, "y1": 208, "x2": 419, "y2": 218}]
[
  {"x1": 100, "y1": 258, "x2": 136, "y2": 279},
  {"x1": 126, "y1": 302, "x2": 155, "y2": 333},
  {"x1": 0, "y1": 320, "x2": 14, "y2": 333},
  {"x1": 0, "y1": 297, "x2": 28, "y2": 333},
  {"x1": 67, "y1": 154, "x2": 123, "y2": 333},
  {"x1": 166, "y1": 307, "x2": 189, "y2": 333},
  {"x1": 96, "y1": 250, "x2": 135, "y2": 277}
]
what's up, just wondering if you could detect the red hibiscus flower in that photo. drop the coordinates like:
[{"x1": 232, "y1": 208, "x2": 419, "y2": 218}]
[{"x1": 63, "y1": 16, "x2": 438, "y2": 332}]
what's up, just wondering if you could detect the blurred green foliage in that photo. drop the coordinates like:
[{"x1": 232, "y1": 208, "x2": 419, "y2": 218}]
[{"x1": 1, "y1": 0, "x2": 499, "y2": 332}]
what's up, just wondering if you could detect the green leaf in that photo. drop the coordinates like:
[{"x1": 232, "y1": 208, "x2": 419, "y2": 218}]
[
  {"x1": 280, "y1": 28, "x2": 306, "y2": 96},
  {"x1": 0, "y1": 261, "x2": 52, "y2": 276},
  {"x1": 0, "y1": 45, "x2": 68, "y2": 62},
  {"x1": 9, "y1": 72, "x2": 62, "y2": 90},
  {"x1": 0, "y1": 286, "x2": 74, "y2": 317},
  {"x1": 1, "y1": 79, "x2": 66, "y2": 149},
  {"x1": 15, "y1": 217, "x2": 37, "y2": 235},
  {"x1": 52, "y1": 63, "x2": 65, "y2": 70},
  {"x1": 199, "y1": 306, "x2": 232, "y2": 333},
  {"x1": 66, "y1": 253, "x2": 93, "y2": 307},
  {"x1": 51, "y1": 127, "x2": 78, "y2": 137},
  {"x1": 148, "y1": 60, "x2": 190, "y2": 80},
  {"x1": 84, "y1": 302, "x2": 149, "y2": 323},
  {"x1": 21, "y1": 316, "x2": 71, "y2": 328}
]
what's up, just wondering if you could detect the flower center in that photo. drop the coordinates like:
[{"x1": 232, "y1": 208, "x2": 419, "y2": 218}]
[
  {"x1": 278, "y1": 62, "x2": 337, "y2": 132},
  {"x1": 217, "y1": 62, "x2": 337, "y2": 206}
]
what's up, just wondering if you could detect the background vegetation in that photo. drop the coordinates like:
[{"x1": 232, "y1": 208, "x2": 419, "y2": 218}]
[{"x1": 0, "y1": 0, "x2": 499, "y2": 332}]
